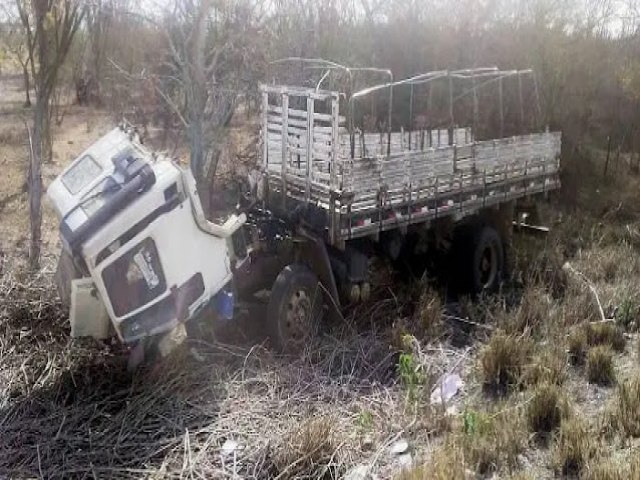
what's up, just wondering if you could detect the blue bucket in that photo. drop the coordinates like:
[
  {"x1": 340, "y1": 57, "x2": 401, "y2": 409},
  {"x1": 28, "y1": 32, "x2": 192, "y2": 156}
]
[{"x1": 214, "y1": 289, "x2": 235, "y2": 320}]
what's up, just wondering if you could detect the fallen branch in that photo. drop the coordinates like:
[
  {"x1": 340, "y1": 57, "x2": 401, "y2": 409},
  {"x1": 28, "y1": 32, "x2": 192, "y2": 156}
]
[
  {"x1": 562, "y1": 262, "x2": 613, "y2": 323},
  {"x1": 444, "y1": 314, "x2": 494, "y2": 330}
]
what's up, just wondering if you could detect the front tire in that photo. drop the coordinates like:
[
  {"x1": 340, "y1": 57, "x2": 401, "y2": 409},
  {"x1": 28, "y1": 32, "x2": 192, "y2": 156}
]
[{"x1": 267, "y1": 264, "x2": 323, "y2": 354}]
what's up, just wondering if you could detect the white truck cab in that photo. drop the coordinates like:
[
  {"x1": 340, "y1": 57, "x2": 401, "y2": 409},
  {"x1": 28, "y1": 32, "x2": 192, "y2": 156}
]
[{"x1": 48, "y1": 125, "x2": 246, "y2": 345}]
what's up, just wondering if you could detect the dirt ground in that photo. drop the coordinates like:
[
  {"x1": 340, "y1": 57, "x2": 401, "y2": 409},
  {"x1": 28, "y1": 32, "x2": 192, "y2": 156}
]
[{"x1": 2, "y1": 74, "x2": 640, "y2": 479}]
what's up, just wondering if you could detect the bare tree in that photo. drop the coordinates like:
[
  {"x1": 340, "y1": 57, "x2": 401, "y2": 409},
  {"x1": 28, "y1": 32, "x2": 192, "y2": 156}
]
[
  {"x1": 17, "y1": 0, "x2": 84, "y2": 269},
  {"x1": 0, "y1": 18, "x2": 32, "y2": 106},
  {"x1": 76, "y1": 0, "x2": 117, "y2": 105},
  {"x1": 111, "y1": 0, "x2": 265, "y2": 213}
]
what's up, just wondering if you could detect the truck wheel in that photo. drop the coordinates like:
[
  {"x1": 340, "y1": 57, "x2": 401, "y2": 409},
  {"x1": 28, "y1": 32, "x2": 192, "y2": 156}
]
[
  {"x1": 267, "y1": 264, "x2": 323, "y2": 354},
  {"x1": 470, "y1": 225, "x2": 504, "y2": 293}
]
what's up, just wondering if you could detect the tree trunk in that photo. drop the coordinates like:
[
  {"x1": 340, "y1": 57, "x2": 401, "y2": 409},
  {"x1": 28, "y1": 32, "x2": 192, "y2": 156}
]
[
  {"x1": 42, "y1": 105, "x2": 53, "y2": 163},
  {"x1": 189, "y1": 123, "x2": 211, "y2": 216},
  {"x1": 29, "y1": 96, "x2": 48, "y2": 270},
  {"x1": 22, "y1": 64, "x2": 31, "y2": 107}
]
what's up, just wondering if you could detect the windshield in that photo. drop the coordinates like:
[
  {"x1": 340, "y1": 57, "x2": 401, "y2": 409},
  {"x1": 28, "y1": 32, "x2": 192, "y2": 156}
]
[
  {"x1": 79, "y1": 178, "x2": 123, "y2": 217},
  {"x1": 62, "y1": 155, "x2": 103, "y2": 194}
]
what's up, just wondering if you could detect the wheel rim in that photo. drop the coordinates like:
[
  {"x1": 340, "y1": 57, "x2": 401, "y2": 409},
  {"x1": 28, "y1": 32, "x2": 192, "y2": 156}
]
[
  {"x1": 478, "y1": 243, "x2": 498, "y2": 289},
  {"x1": 284, "y1": 288, "x2": 312, "y2": 345}
]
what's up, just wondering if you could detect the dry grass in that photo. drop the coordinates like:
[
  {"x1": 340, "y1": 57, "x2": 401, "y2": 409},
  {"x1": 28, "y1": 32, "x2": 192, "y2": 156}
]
[
  {"x1": 397, "y1": 443, "x2": 466, "y2": 480},
  {"x1": 402, "y1": 406, "x2": 526, "y2": 478},
  {"x1": 480, "y1": 331, "x2": 533, "y2": 394},
  {"x1": 526, "y1": 382, "x2": 569, "y2": 436},
  {"x1": 504, "y1": 286, "x2": 553, "y2": 335},
  {"x1": 614, "y1": 374, "x2": 640, "y2": 438},
  {"x1": 270, "y1": 417, "x2": 342, "y2": 479},
  {"x1": 3, "y1": 117, "x2": 640, "y2": 479},
  {"x1": 553, "y1": 417, "x2": 599, "y2": 477},
  {"x1": 578, "y1": 244, "x2": 640, "y2": 285},
  {"x1": 0, "y1": 125, "x2": 25, "y2": 146},
  {"x1": 415, "y1": 287, "x2": 443, "y2": 340},
  {"x1": 568, "y1": 326, "x2": 589, "y2": 366},
  {"x1": 586, "y1": 458, "x2": 627, "y2": 480},
  {"x1": 523, "y1": 247, "x2": 568, "y2": 298},
  {"x1": 562, "y1": 289, "x2": 601, "y2": 326},
  {"x1": 586, "y1": 346, "x2": 616, "y2": 385},
  {"x1": 459, "y1": 407, "x2": 526, "y2": 475},
  {"x1": 585, "y1": 455, "x2": 640, "y2": 480},
  {"x1": 508, "y1": 473, "x2": 535, "y2": 480},
  {"x1": 585, "y1": 323, "x2": 626, "y2": 352},
  {"x1": 525, "y1": 345, "x2": 568, "y2": 386},
  {"x1": 0, "y1": 257, "x2": 408, "y2": 478}
]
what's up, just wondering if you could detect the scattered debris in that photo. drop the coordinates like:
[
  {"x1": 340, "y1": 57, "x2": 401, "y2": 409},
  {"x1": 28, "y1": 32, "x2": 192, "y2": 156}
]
[
  {"x1": 190, "y1": 346, "x2": 205, "y2": 362},
  {"x1": 221, "y1": 439, "x2": 240, "y2": 457},
  {"x1": 344, "y1": 464, "x2": 369, "y2": 480},
  {"x1": 430, "y1": 373, "x2": 464, "y2": 405},
  {"x1": 397, "y1": 452, "x2": 413, "y2": 469},
  {"x1": 361, "y1": 433, "x2": 374, "y2": 451},
  {"x1": 389, "y1": 439, "x2": 409, "y2": 455}
]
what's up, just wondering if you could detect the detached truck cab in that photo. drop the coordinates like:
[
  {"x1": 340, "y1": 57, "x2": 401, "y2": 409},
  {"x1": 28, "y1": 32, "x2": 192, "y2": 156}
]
[{"x1": 48, "y1": 125, "x2": 246, "y2": 355}]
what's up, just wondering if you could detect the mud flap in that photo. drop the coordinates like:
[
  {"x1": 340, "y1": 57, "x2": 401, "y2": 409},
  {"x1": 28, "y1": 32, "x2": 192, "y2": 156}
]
[{"x1": 55, "y1": 250, "x2": 82, "y2": 309}]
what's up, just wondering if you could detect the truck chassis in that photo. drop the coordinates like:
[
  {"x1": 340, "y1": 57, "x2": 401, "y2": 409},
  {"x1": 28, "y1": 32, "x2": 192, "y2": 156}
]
[
  {"x1": 48, "y1": 61, "x2": 562, "y2": 361},
  {"x1": 235, "y1": 63, "x2": 561, "y2": 351}
]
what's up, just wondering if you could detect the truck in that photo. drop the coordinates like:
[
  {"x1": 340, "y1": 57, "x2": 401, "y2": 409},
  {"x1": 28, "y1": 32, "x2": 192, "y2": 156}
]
[{"x1": 47, "y1": 61, "x2": 561, "y2": 367}]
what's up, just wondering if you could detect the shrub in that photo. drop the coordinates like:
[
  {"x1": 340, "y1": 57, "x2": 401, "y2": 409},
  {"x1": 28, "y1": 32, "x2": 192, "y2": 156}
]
[
  {"x1": 526, "y1": 383, "x2": 569, "y2": 436},
  {"x1": 355, "y1": 409, "x2": 374, "y2": 431},
  {"x1": 568, "y1": 327, "x2": 588, "y2": 366},
  {"x1": 480, "y1": 331, "x2": 533, "y2": 394},
  {"x1": 585, "y1": 323, "x2": 626, "y2": 352},
  {"x1": 615, "y1": 376, "x2": 640, "y2": 437},
  {"x1": 616, "y1": 296, "x2": 638, "y2": 331},
  {"x1": 525, "y1": 345, "x2": 567, "y2": 386},
  {"x1": 586, "y1": 346, "x2": 616, "y2": 385},
  {"x1": 397, "y1": 350, "x2": 427, "y2": 402},
  {"x1": 553, "y1": 417, "x2": 598, "y2": 477}
]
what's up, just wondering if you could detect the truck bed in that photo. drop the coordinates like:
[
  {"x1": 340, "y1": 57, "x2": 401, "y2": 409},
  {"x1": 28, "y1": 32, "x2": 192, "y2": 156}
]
[{"x1": 261, "y1": 85, "x2": 561, "y2": 247}]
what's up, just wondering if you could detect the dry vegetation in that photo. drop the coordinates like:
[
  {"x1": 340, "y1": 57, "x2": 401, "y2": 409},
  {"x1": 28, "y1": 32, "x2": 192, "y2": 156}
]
[
  {"x1": 1, "y1": 87, "x2": 640, "y2": 478},
  {"x1": 4, "y1": 0, "x2": 640, "y2": 478}
]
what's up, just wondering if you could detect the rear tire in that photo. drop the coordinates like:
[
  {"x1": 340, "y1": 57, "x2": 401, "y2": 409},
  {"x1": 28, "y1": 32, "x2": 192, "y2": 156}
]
[
  {"x1": 470, "y1": 225, "x2": 504, "y2": 293},
  {"x1": 267, "y1": 264, "x2": 323, "y2": 354},
  {"x1": 453, "y1": 224, "x2": 504, "y2": 294}
]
